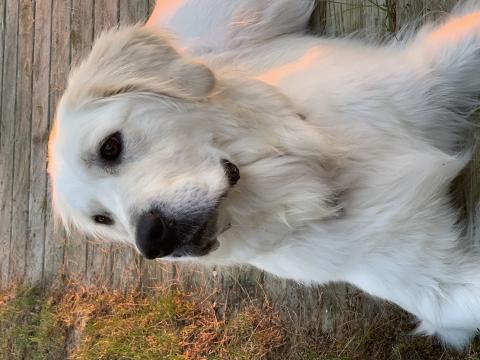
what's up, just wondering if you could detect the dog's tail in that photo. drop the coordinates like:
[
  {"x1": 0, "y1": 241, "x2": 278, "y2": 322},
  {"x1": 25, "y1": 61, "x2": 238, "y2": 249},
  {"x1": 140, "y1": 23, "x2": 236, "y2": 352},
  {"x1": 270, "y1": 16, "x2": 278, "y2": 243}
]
[
  {"x1": 406, "y1": 1, "x2": 480, "y2": 114},
  {"x1": 388, "y1": 1, "x2": 480, "y2": 153}
]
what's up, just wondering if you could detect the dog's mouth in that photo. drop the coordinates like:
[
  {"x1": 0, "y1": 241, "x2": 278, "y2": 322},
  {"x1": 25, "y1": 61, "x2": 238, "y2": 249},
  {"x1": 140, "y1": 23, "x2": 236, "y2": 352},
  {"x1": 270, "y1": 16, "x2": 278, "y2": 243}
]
[
  {"x1": 165, "y1": 192, "x2": 234, "y2": 259},
  {"x1": 166, "y1": 212, "x2": 226, "y2": 259},
  {"x1": 171, "y1": 237, "x2": 220, "y2": 258},
  {"x1": 175, "y1": 222, "x2": 232, "y2": 258}
]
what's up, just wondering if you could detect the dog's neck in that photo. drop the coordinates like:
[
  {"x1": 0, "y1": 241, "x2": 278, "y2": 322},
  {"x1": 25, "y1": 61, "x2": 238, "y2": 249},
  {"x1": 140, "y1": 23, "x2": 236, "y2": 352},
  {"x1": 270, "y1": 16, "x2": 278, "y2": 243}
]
[{"x1": 204, "y1": 76, "x2": 347, "y2": 262}]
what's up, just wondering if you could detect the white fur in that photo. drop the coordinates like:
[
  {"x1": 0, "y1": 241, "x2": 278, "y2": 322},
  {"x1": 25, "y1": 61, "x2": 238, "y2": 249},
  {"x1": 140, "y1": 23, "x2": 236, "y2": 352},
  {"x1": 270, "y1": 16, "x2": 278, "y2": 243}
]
[
  {"x1": 146, "y1": 0, "x2": 315, "y2": 55},
  {"x1": 48, "y1": 0, "x2": 480, "y2": 348}
]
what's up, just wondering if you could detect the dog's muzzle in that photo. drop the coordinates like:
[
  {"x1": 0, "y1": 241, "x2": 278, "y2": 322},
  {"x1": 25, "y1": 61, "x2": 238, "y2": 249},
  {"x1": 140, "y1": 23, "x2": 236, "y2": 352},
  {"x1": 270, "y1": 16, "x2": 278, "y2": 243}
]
[
  {"x1": 135, "y1": 207, "x2": 218, "y2": 259},
  {"x1": 135, "y1": 159, "x2": 238, "y2": 259}
]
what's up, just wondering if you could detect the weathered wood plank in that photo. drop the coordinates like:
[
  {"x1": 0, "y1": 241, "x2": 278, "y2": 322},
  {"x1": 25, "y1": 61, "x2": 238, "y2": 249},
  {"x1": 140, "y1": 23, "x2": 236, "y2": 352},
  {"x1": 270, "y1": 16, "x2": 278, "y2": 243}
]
[
  {"x1": 61, "y1": 0, "x2": 95, "y2": 283},
  {"x1": 0, "y1": 0, "x2": 19, "y2": 288},
  {"x1": 110, "y1": 243, "x2": 143, "y2": 290},
  {"x1": 310, "y1": 1, "x2": 328, "y2": 34},
  {"x1": 94, "y1": 0, "x2": 119, "y2": 31},
  {"x1": 119, "y1": 0, "x2": 149, "y2": 25},
  {"x1": 141, "y1": 259, "x2": 176, "y2": 291},
  {"x1": 70, "y1": 0, "x2": 94, "y2": 68},
  {"x1": 44, "y1": 0, "x2": 73, "y2": 285},
  {"x1": 25, "y1": 0, "x2": 53, "y2": 285},
  {"x1": 327, "y1": 0, "x2": 363, "y2": 35},
  {"x1": 363, "y1": 0, "x2": 391, "y2": 33},
  {"x1": 9, "y1": 0, "x2": 35, "y2": 284},
  {"x1": 396, "y1": 0, "x2": 458, "y2": 29},
  {"x1": 0, "y1": 0, "x2": 5, "y2": 130},
  {"x1": 325, "y1": 0, "x2": 390, "y2": 36}
]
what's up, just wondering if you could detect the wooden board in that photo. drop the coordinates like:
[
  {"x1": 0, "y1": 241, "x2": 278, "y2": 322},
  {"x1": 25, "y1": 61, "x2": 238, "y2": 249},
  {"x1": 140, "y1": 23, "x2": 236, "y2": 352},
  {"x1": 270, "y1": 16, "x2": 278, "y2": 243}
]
[
  {"x1": 61, "y1": 0, "x2": 96, "y2": 284},
  {"x1": 43, "y1": 0, "x2": 72, "y2": 286},
  {"x1": 25, "y1": 0, "x2": 53, "y2": 286},
  {"x1": 0, "y1": 0, "x2": 19, "y2": 288},
  {"x1": 10, "y1": 0, "x2": 35, "y2": 285}
]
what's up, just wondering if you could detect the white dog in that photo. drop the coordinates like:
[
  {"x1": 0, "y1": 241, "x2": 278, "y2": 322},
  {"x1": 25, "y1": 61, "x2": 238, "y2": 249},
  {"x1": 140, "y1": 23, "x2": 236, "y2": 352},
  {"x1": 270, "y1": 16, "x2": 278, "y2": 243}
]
[{"x1": 48, "y1": 0, "x2": 480, "y2": 348}]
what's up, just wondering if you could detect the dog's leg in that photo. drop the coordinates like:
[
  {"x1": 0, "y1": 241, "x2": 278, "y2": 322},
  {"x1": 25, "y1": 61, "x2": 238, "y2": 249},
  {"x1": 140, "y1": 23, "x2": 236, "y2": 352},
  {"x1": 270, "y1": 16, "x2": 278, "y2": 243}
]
[{"x1": 146, "y1": 0, "x2": 315, "y2": 55}]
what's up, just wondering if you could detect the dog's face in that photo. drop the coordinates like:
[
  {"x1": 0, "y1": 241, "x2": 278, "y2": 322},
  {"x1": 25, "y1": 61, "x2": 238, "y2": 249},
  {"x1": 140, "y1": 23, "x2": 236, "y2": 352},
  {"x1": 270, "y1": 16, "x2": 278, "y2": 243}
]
[{"x1": 49, "y1": 27, "x2": 239, "y2": 260}]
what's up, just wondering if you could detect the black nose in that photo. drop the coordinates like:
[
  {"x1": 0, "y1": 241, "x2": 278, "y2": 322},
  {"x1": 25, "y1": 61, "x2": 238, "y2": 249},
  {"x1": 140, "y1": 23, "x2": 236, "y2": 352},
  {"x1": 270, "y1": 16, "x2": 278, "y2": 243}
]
[{"x1": 136, "y1": 210, "x2": 177, "y2": 259}]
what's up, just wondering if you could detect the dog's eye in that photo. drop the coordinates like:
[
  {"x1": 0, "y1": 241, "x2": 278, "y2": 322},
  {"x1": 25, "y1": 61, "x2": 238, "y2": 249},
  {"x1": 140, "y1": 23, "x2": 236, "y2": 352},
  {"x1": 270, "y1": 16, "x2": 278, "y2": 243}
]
[
  {"x1": 100, "y1": 132, "x2": 122, "y2": 162},
  {"x1": 221, "y1": 159, "x2": 240, "y2": 186},
  {"x1": 93, "y1": 214, "x2": 114, "y2": 225}
]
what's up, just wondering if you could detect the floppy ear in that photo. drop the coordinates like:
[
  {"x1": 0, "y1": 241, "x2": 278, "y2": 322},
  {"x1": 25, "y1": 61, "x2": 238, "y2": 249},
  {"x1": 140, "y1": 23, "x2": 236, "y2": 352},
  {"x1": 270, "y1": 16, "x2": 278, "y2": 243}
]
[{"x1": 65, "y1": 26, "x2": 216, "y2": 106}]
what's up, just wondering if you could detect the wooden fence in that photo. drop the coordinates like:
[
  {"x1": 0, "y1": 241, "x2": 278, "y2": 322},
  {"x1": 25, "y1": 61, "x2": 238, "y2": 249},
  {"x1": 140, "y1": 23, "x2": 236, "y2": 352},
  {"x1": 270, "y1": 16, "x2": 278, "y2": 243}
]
[{"x1": 0, "y1": 0, "x2": 473, "y2": 338}]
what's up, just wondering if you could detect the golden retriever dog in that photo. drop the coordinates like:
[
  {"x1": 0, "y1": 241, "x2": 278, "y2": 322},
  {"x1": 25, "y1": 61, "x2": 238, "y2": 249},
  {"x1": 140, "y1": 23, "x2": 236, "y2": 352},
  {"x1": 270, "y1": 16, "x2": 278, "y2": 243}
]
[{"x1": 48, "y1": 0, "x2": 480, "y2": 347}]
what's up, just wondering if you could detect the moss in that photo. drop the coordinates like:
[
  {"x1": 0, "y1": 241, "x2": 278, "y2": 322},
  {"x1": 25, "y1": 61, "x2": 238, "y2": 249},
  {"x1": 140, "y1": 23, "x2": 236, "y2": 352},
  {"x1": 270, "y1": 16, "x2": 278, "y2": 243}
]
[
  {"x1": 0, "y1": 288, "x2": 66, "y2": 360},
  {"x1": 59, "y1": 288, "x2": 284, "y2": 360},
  {"x1": 72, "y1": 292, "x2": 187, "y2": 360},
  {"x1": 296, "y1": 346, "x2": 323, "y2": 360},
  {"x1": 4, "y1": 285, "x2": 480, "y2": 360}
]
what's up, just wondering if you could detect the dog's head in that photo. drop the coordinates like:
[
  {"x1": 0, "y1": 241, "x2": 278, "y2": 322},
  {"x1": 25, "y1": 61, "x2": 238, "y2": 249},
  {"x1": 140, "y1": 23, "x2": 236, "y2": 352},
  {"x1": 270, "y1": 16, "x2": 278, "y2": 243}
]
[
  {"x1": 49, "y1": 26, "x2": 239, "y2": 259},
  {"x1": 49, "y1": 26, "x2": 344, "y2": 263}
]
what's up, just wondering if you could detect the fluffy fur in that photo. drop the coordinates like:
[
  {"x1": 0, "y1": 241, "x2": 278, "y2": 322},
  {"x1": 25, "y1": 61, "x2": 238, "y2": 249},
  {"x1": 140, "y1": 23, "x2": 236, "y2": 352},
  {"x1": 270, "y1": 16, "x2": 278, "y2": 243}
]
[{"x1": 48, "y1": 0, "x2": 480, "y2": 347}]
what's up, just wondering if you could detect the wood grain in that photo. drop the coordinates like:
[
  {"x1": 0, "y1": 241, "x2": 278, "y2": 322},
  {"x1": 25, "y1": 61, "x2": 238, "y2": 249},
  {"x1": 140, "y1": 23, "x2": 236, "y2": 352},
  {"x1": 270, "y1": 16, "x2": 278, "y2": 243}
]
[
  {"x1": 25, "y1": 0, "x2": 53, "y2": 285},
  {"x1": 0, "y1": 0, "x2": 19, "y2": 288},
  {"x1": 10, "y1": 0, "x2": 35, "y2": 284},
  {"x1": 43, "y1": 0, "x2": 72, "y2": 286}
]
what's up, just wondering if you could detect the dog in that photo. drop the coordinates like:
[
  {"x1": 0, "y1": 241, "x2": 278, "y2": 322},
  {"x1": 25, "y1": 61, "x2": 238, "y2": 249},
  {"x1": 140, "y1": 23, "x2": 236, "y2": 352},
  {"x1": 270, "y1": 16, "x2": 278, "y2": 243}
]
[{"x1": 48, "y1": 0, "x2": 480, "y2": 348}]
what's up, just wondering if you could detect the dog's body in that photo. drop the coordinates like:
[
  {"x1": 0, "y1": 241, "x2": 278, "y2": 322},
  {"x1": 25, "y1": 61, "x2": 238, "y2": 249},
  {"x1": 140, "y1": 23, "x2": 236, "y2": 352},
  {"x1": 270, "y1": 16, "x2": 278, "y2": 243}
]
[{"x1": 48, "y1": 0, "x2": 480, "y2": 347}]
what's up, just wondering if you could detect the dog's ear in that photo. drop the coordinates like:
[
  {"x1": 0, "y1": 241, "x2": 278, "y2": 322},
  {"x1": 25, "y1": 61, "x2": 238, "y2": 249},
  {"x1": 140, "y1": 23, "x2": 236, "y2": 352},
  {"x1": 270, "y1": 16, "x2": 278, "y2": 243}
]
[{"x1": 65, "y1": 26, "x2": 216, "y2": 105}]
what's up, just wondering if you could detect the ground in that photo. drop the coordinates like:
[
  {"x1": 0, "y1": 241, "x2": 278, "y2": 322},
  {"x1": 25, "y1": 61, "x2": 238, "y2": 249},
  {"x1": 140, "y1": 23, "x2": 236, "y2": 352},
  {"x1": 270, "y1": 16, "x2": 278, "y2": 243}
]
[{"x1": 2, "y1": 284, "x2": 480, "y2": 360}]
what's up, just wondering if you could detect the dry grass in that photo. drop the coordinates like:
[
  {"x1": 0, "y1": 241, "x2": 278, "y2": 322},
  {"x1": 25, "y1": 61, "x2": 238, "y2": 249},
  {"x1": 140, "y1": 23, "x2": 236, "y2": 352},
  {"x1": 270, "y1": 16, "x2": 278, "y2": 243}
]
[
  {"x1": 0, "y1": 284, "x2": 285, "y2": 360},
  {"x1": 3, "y1": 283, "x2": 480, "y2": 359},
  {"x1": 289, "y1": 309, "x2": 480, "y2": 360},
  {"x1": 0, "y1": 287, "x2": 67, "y2": 359}
]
